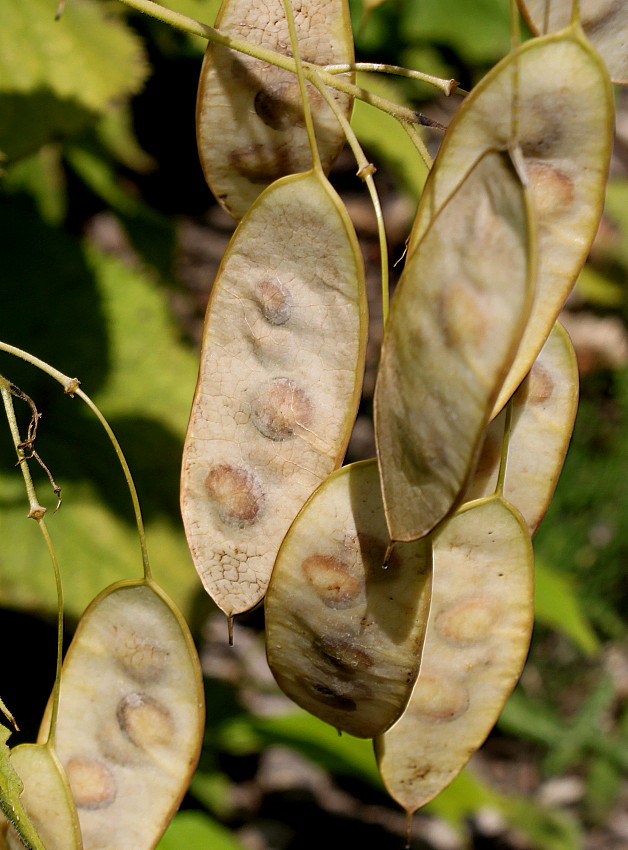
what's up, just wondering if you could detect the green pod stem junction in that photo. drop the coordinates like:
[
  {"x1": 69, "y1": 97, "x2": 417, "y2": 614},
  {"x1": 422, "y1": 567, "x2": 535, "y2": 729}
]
[
  {"x1": 374, "y1": 148, "x2": 535, "y2": 544},
  {"x1": 196, "y1": 0, "x2": 354, "y2": 219},
  {"x1": 265, "y1": 460, "x2": 432, "y2": 738},
  {"x1": 38, "y1": 580, "x2": 205, "y2": 850},
  {"x1": 181, "y1": 169, "x2": 367, "y2": 619},
  {"x1": 406, "y1": 23, "x2": 613, "y2": 419}
]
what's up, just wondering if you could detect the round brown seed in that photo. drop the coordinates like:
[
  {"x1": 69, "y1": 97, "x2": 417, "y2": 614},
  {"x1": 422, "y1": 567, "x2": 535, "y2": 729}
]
[
  {"x1": 527, "y1": 361, "x2": 555, "y2": 404},
  {"x1": 65, "y1": 757, "x2": 117, "y2": 810},
  {"x1": 435, "y1": 597, "x2": 499, "y2": 644},
  {"x1": 256, "y1": 279, "x2": 291, "y2": 325},
  {"x1": 301, "y1": 554, "x2": 363, "y2": 608},
  {"x1": 526, "y1": 160, "x2": 574, "y2": 217},
  {"x1": 313, "y1": 635, "x2": 374, "y2": 672},
  {"x1": 117, "y1": 693, "x2": 175, "y2": 749},
  {"x1": 410, "y1": 675, "x2": 469, "y2": 722},
  {"x1": 229, "y1": 144, "x2": 289, "y2": 184},
  {"x1": 205, "y1": 463, "x2": 264, "y2": 525},
  {"x1": 112, "y1": 625, "x2": 168, "y2": 684},
  {"x1": 254, "y1": 82, "x2": 304, "y2": 131},
  {"x1": 251, "y1": 378, "x2": 313, "y2": 441}
]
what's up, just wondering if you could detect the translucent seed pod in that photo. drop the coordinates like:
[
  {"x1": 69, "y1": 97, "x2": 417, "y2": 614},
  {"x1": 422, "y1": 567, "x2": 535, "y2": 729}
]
[
  {"x1": 5, "y1": 745, "x2": 82, "y2": 850},
  {"x1": 265, "y1": 460, "x2": 432, "y2": 738},
  {"x1": 375, "y1": 496, "x2": 534, "y2": 813},
  {"x1": 197, "y1": 0, "x2": 354, "y2": 219},
  {"x1": 38, "y1": 580, "x2": 205, "y2": 850},
  {"x1": 181, "y1": 170, "x2": 367, "y2": 619},
  {"x1": 465, "y1": 322, "x2": 579, "y2": 535},
  {"x1": 517, "y1": 0, "x2": 628, "y2": 84},
  {"x1": 374, "y1": 148, "x2": 534, "y2": 543},
  {"x1": 408, "y1": 24, "x2": 613, "y2": 418}
]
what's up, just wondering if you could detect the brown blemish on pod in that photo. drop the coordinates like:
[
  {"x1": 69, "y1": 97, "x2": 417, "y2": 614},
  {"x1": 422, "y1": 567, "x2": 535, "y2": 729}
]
[
  {"x1": 526, "y1": 160, "x2": 575, "y2": 217},
  {"x1": 112, "y1": 625, "x2": 168, "y2": 684},
  {"x1": 527, "y1": 361, "x2": 555, "y2": 404},
  {"x1": 438, "y1": 279, "x2": 488, "y2": 351},
  {"x1": 205, "y1": 463, "x2": 264, "y2": 525},
  {"x1": 256, "y1": 279, "x2": 291, "y2": 325},
  {"x1": 436, "y1": 598, "x2": 499, "y2": 644},
  {"x1": 229, "y1": 144, "x2": 289, "y2": 183},
  {"x1": 252, "y1": 378, "x2": 313, "y2": 441},
  {"x1": 301, "y1": 554, "x2": 363, "y2": 608},
  {"x1": 313, "y1": 635, "x2": 374, "y2": 672},
  {"x1": 410, "y1": 675, "x2": 470, "y2": 721},
  {"x1": 117, "y1": 693, "x2": 175, "y2": 749},
  {"x1": 65, "y1": 757, "x2": 117, "y2": 810}
]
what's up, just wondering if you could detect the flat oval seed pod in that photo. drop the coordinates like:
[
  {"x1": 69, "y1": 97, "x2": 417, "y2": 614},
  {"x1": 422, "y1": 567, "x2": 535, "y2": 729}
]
[
  {"x1": 374, "y1": 148, "x2": 534, "y2": 543},
  {"x1": 465, "y1": 322, "x2": 578, "y2": 535},
  {"x1": 375, "y1": 496, "x2": 534, "y2": 813},
  {"x1": 5, "y1": 745, "x2": 81, "y2": 850},
  {"x1": 265, "y1": 460, "x2": 432, "y2": 738},
  {"x1": 407, "y1": 26, "x2": 613, "y2": 418},
  {"x1": 197, "y1": 0, "x2": 354, "y2": 219},
  {"x1": 518, "y1": 0, "x2": 628, "y2": 84},
  {"x1": 38, "y1": 580, "x2": 204, "y2": 850},
  {"x1": 181, "y1": 170, "x2": 367, "y2": 618}
]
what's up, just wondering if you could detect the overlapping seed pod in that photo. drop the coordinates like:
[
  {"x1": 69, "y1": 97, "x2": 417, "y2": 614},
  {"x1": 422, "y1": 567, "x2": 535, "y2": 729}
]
[
  {"x1": 407, "y1": 24, "x2": 613, "y2": 417},
  {"x1": 4, "y1": 745, "x2": 81, "y2": 850},
  {"x1": 181, "y1": 170, "x2": 366, "y2": 619},
  {"x1": 374, "y1": 148, "x2": 534, "y2": 544},
  {"x1": 465, "y1": 322, "x2": 578, "y2": 535},
  {"x1": 517, "y1": 0, "x2": 628, "y2": 84},
  {"x1": 38, "y1": 580, "x2": 204, "y2": 850},
  {"x1": 265, "y1": 460, "x2": 432, "y2": 738},
  {"x1": 375, "y1": 496, "x2": 534, "y2": 813},
  {"x1": 197, "y1": 0, "x2": 354, "y2": 219}
]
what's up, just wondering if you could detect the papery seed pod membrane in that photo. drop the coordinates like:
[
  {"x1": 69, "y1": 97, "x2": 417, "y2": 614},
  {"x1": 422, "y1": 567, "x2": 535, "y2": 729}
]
[
  {"x1": 465, "y1": 321, "x2": 578, "y2": 534},
  {"x1": 407, "y1": 25, "x2": 613, "y2": 417},
  {"x1": 375, "y1": 148, "x2": 534, "y2": 543},
  {"x1": 38, "y1": 581, "x2": 204, "y2": 850},
  {"x1": 181, "y1": 170, "x2": 367, "y2": 618},
  {"x1": 197, "y1": 0, "x2": 354, "y2": 219},
  {"x1": 266, "y1": 460, "x2": 432, "y2": 738},
  {"x1": 375, "y1": 497, "x2": 534, "y2": 813}
]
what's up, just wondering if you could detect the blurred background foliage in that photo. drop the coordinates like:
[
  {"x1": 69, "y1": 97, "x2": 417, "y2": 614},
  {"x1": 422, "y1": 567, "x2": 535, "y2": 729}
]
[{"x1": 0, "y1": 0, "x2": 626, "y2": 847}]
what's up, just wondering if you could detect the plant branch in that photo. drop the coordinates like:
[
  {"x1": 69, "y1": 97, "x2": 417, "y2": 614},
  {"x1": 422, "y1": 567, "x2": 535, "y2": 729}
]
[{"x1": 323, "y1": 63, "x2": 466, "y2": 96}]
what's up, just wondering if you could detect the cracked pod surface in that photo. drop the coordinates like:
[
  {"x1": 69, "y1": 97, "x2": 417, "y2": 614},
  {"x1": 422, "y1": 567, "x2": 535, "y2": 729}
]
[
  {"x1": 197, "y1": 0, "x2": 354, "y2": 219},
  {"x1": 375, "y1": 496, "x2": 534, "y2": 813},
  {"x1": 374, "y1": 148, "x2": 534, "y2": 543},
  {"x1": 465, "y1": 321, "x2": 578, "y2": 535},
  {"x1": 181, "y1": 170, "x2": 366, "y2": 618},
  {"x1": 408, "y1": 24, "x2": 613, "y2": 417},
  {"x1": 517, "y1": 0, "x2": 628, "y2": 84},
  {"x1": 265, "y1": 460, "x2": 432, "y2": 738},
  {"x1": 38, "y1": 581, "x2": 204, "y2": 850},
  {"x1": 4, "y1": 745, "x2": 81, "y2": 850}
]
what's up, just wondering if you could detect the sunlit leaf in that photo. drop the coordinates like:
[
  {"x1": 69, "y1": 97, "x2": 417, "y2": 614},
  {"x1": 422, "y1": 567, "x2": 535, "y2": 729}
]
[
  {"x1": 534, "y1": 559, "x2": 600, "y2": 655},
  {"x1": 158, "y1": 811, "x2": 246, "y2": 850}
]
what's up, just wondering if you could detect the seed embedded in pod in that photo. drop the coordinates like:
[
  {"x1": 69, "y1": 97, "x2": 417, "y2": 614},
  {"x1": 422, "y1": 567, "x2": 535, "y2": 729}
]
[
  {"x1": 112, "y1": 625, "x2": 168, "y2": 684},
  {"x1": 256, "y1": 279, "x2": 291, "y2": 325},
  {"x1": 251, "y1": 378, "x2": 313, "y2": 441},
  {"x1": 410, "y1": 675, "x2": 470, "y2": 722},
  {"x1": 435, "y1": 598, "x2": 499, "y2": 644},
  {"x1": 205, "y1": 463, "x2": 264, "y2": 525},
  {"x1": 117, "y1": 693, "x2": 175, "y2": 749},
  {"x1": 301, "y1": 553, "x2": 363, "y2": 609},
  {"x1": 65, "y1": 757, "x2": 117, "y2": 810}
]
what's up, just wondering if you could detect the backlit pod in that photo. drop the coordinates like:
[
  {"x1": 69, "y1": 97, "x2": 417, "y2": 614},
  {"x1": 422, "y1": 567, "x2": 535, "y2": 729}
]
[
  {"x1": 375, "y1": 496, "x2": 534, "y2": 813},
  {"x1": 374, "y1": 149, "x2": 534, "y2": 543},
  {"x1": 5, "y1": 745, "x2": 82, "y2": 850},
  {"x1": 407, "y1": 24, "x2": 613, "y2": 417},
  {"x1": 265, "y1": 460, "x2": 432, "y2": 738},
  {"x1": 181, "y1": 170, "x2": 366, "y2": 618},
  {"x1": 38, "y1": 581, "x2": 204, "y2": 850},
  {"x1": 517, "y1": 0, "x2": 628, "y2": 84},
  {"x1": 465, "y1": 322, "x2": 579, "y2": 535},
  {"x1": 197, "y1": 0, "x2": 354, "y2": 219}
]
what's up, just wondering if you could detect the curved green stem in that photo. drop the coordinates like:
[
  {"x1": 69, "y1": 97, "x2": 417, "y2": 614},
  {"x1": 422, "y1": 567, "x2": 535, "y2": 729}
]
[
  {"x1": 0, "y1": 379, "x2": 63, "y2": 745},
  {"x1": 0, "y1": 342, "x2": 151, "y2": 581},
  {"x1": 113, "y1": 0, "x2": 439, "y2": 127},
  {"x1": 324, "y1": 63, "x2": 466, "y2": 96},
  {"x1": 402, "y1": 122, "x2": 433, "y2": 171}
]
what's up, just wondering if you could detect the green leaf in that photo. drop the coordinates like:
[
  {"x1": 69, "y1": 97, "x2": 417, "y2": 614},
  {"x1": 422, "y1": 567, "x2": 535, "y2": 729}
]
[
  {"x1": 535, "y1": 559, "x2": 601, "y2": 655},
  {"x1": 3, "y1": 146, "x2": 67, "y2": 225},
  {"x1": 157, "y1": 811, "x2": 247, "y2": 850}
]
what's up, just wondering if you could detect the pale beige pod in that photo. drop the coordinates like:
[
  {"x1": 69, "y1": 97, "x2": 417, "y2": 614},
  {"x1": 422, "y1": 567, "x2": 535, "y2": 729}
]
[
  {"x1": 5, "y1": 745, "x2": 82, "y2": 850},
  {"x1": 408, "y1": 25, "x2": 613, "y2": 417},
  {"x1": 38, "y1": 580, "x2": 205, "y2": 850},
  {"x1": 518, "y1": 0, "x2": 628, "y2": 84},
  {"x1": 374, "y1": 148, "x2": 534, "y2": 543},
  {"x1": 265, "y1": 460, "x2": 432, "y2": 738},
  {"x1": 375, "y1": 496, "x2": 534, "y2": 813},
  {"x1": 465, "y1": 322, "x2": 579, "y2": 535},
  {"x1": 181, "y1": 170, "x2": 366, "y2": 618},
  {"x1": 197, "y1": 0, "x2": 354, "y2": 219}
]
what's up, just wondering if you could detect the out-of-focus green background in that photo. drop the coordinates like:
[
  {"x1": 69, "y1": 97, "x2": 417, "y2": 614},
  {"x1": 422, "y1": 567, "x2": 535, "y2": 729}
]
[{"x1": 0, "y1": 0, "x2": 626, "y2": 847}]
